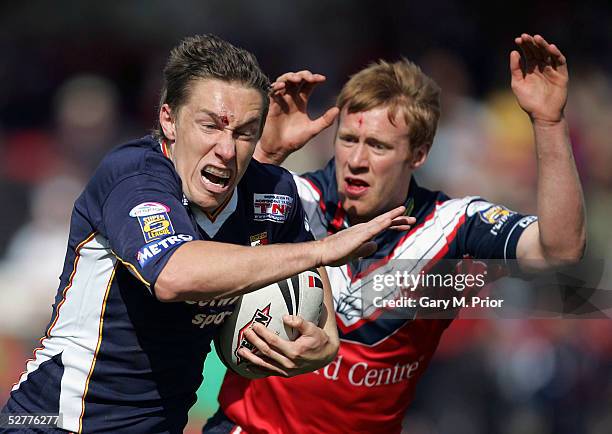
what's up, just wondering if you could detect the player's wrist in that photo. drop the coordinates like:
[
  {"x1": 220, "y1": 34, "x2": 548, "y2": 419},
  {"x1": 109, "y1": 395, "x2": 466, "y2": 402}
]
[
  {"x1": 253, "y1": 143, "x2": 288, "y2": 165},
  {"x1": 530, "y1": 113, "x2": 566, "y2": 128},
  {"x1": 310, "y1": 239, "x2": 326, "y2": 268}
]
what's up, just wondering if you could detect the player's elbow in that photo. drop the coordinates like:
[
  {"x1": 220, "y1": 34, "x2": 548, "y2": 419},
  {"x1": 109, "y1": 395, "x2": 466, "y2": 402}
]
[
  {"x1": 154, "y1": 272, "x2": 186, "y2": 302},
  {"x1": 544, "y1": 234, "x2": 586, "y2": 266},
  {"x1": 154, "y1": 267, "x2": 200, "y2": 302},
  {"x1": 154, "y1": 267, "x2": 226, "y2": 302}
]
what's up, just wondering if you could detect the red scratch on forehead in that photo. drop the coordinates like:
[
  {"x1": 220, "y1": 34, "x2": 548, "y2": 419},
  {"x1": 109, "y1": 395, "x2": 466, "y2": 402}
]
[
  {"x1": 220, "y1": 114, "x2": 229, "y2": 126},
  {"x1": 357, "y1": 114, "x2": 363, "y2": 128}
]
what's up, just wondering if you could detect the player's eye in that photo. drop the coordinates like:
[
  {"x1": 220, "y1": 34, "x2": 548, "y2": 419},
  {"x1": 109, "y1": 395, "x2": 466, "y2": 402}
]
[
  {"x1": 368, "y1": 141, "x2": 389, "y2": 153},
  {"x1": 235, "y1": 130, "x2": 257, "y2": 141},
  {"x1": 201, "y1": 123, "x2": 220, "y2": 131},
  {"x1": 339, "y1": 135, "x2": 358, "y2": 144}
]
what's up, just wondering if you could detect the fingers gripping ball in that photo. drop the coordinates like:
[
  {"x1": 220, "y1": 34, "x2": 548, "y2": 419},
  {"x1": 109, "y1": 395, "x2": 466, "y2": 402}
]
[{"x1": 215, "y1": 269, "x2": 324, "y2": 379}]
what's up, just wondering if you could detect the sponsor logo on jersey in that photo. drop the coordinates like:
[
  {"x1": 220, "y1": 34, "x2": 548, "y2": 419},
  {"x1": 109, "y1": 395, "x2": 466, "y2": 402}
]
[
  {"x1": 188, "y1": 296, "x2": 240, "y2": 328},
  {"x1": 130, "y1": 202, "x2": 175, "y2": 242},
  {"x1": 235, "y1": 304, "x2": 272, "y2": 363},
  {"x1": 479, "y1": 205, "x2": 513, "y2": 224},
  {"x1": 136, "y1": 234, "x2": 193, "y2": 267},
  {"x1": 191, "y1": 310, "x2": 234, "y2": 328},
  {"x1": 312, "y1": 354, "x2": 423, "y2": 387},
  {"x1": 249, "y1": 232, "x2": 269, "y2": 246},
  {"x1": 138, "y1": 213, "x2": 175, "y2": 242},
  {"x1": 479, "y1": 205, "x2": 516, "y2": 235},
  {"x1": 129, "y1": 202, "x2": 170, "y2": 217},
  {"x1": 518, "y1": 215, "x2": 538, "y2": 228},
  {"x1": 253, "y1": 193, "x2": 293, "y2": 223}
]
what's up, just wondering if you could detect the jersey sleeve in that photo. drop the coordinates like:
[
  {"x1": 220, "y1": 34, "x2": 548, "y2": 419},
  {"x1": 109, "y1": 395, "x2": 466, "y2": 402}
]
[
  {"x1": 101, "y1": 173, "x2": 198, "y2": 289},
  {"x1": 456, "y1": 199, "x2": 538, "y2": 261}
]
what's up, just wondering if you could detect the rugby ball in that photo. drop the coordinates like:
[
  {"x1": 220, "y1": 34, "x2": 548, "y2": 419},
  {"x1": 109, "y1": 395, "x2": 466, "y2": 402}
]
[{"x1": 215, "y1": 269, "x2": 324, "y2": 379}]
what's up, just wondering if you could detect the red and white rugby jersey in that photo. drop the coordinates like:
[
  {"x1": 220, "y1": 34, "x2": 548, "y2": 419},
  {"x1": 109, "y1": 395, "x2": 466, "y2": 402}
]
[{"x1": 218, "y1": 159, "x2": 537, "y2": 434}]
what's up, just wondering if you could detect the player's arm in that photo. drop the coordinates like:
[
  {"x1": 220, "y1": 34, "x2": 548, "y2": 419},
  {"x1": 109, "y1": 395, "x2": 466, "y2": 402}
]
[
  {"x1": 235, "y1": 266, "x2": 339, "y2": 377},
  {"x1": 510, "y1": 34, "x2": 586, "y2": 270},
  {"x1": 103, "y1": 166, "x2": 413, "y2": 303},
  {"x1": 155, "y1": 207, "x2": 414, "y2": 302},
  {"x1": 254, "y1": 70, "x2": 339, "y2": 165}
]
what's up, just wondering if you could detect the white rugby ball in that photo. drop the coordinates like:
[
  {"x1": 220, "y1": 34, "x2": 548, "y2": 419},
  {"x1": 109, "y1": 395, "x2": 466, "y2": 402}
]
[{"x1": 215, "y1": 269, "x2": 324, "y2": 379}]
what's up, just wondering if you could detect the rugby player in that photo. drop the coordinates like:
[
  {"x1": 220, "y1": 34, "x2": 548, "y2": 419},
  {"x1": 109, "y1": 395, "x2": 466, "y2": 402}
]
[
  {"x1": 0, "y1": 35, "x2": 413, "y2": 433},
  {"x1": 205, "y1": 34, "x2": 586, "y2": 433}
]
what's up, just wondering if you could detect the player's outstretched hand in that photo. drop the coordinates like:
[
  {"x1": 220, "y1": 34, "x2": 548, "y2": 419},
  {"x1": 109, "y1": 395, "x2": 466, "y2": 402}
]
[
  {"x1": 510, "y1": 34, "x2": 568, "y2": 124},
  {"x1": 317, "y1": 206, "x2": 415, "y2": 267},
  {"x1": 255, "y1": 70, "x2": 340, "y2": 165},
  {"x1": 237, "y1": 315, "x2": 334, "y2": 378}
]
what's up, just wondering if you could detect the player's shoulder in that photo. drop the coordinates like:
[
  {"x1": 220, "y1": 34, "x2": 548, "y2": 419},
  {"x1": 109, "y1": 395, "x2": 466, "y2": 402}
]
[
  {"x1": 299, "y1": 158, "x2": 336, "y2": 193},
  {"x1": 80, "y1": 135, "x2": 181, "y2": 211},
  {"x1": 242, "y1": 159, "x2": 299, "y2": 197},
  {"x1": 411, "y1": 179, "x2": 485, "y2": 222},
  {"x1": 100, "y1": 135, "x2": 173, "y2": 176},
  {"x1": 91, "y1": 136, "x2": 177, "y2": 189}
]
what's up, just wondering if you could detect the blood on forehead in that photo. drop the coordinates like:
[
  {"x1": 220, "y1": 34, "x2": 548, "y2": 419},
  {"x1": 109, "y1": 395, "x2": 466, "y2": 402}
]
[{"x1": 357, "y1": 114, "x2": 363, "y2": 128}]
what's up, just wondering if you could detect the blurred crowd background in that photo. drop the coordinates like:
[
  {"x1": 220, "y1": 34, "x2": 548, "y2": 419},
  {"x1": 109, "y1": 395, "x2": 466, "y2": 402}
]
[{"x1": 0, "y1": 1, "x2": 611, "y2": 433}]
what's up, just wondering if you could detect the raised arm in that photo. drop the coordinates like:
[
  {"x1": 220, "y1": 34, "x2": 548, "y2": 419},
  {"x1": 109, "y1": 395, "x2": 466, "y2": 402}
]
[
  {"x1": 512, "y1": 34, "x2": 586, "y2": 268},
  {"x1": 254, "y1": 70, "x2": 339, "y2": 165}
]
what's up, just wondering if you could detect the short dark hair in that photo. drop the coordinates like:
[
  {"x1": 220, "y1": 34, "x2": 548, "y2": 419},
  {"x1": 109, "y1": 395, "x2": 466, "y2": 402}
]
[{"x1": 156, "y1": 34, "x2": 270, "y2": 139}]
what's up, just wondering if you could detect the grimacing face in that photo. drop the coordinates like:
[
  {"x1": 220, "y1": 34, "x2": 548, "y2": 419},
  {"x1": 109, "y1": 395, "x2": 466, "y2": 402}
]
[
  {"x1": 334, "y1": 106, "x2": 428, "y2": 224},
  {"x1": 159, "y1": 79, "x2": 264, "y2": 213}
]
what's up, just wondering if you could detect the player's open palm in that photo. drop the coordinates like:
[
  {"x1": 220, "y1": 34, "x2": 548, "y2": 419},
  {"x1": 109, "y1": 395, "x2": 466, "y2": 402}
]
[
  {"x1": 318, "y1": 206, "x2": 415, "y2": 267},
  {"x1": 258, "y1": 71, "x2": 339, "y2": 163},
  {"x1": 510, "y1": 34, "x2": 568, "y2": 124}
]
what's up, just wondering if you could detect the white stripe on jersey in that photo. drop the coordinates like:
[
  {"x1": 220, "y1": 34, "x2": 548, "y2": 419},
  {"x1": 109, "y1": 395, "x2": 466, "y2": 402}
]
[
  {"x1": 331, "y1": 197, "x2": 478, "y2": 329},
  {"x1": 13, "y1": 234, "x2": 117, "y2": 432},
  {"x1": 292, "y1": 174, "x2": 329, "y2": 240},
  {"x1": 393, "y1": 196, "x2": 478, "y2": 261}
]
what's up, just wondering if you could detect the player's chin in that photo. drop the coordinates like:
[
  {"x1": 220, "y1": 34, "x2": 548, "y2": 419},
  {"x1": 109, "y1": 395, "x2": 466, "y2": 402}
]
[
  {"x1": 189, "y1": 190, "x2": 222, "y2": 212},
  {"x1": 342, "y1": 204, "x2": 376, "y2": 226}
]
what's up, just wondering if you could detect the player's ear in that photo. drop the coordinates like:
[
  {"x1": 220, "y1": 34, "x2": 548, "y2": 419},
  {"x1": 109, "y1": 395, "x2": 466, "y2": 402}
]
[
  {"x1": 410, "y1": 143, "x2": 430, "y2": 169},
  {"x1": 159, "y1": 104, "x2": 177, "y2": 141}
]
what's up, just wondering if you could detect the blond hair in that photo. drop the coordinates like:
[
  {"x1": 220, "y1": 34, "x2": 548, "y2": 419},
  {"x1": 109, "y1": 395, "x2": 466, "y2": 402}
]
[{"x1": 337, "y1": 58, "x2": 441, "y2": 149}]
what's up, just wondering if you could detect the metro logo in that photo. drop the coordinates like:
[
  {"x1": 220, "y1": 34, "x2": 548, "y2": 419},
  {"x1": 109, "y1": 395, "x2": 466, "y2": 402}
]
[{"x1": 136, "y1": 234, "x2": 193, "y2": 267}]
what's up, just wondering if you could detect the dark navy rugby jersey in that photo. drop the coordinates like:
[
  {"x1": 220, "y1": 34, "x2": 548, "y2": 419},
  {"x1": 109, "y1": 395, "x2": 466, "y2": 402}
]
[
  {"x1": 218, "y1": 158, "x2": 539, "y2": 434},
  {"x1": 2, "y1": 136, "x2": 313, "y2": 433}
]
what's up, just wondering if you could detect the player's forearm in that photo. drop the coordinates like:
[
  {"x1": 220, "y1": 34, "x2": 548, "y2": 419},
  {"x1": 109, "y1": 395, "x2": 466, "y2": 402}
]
[
  {"x1": 318, "y1": 267, "x2": 340, "y2": 363},
  {"x1": 156, "y1": 240, "x2": 322, "y2": 302},
  {"x1": 533, "y1": 117, "x2": 586, "y2": 261}
]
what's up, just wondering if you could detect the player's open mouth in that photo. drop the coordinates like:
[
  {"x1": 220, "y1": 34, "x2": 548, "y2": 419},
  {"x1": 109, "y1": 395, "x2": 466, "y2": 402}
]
[
  {"x1": 345, "y1": 177, "x2": 369, "y2": 197},
  {"x1": 201, "y1": 166, "x2": 231, "y2": 191}
]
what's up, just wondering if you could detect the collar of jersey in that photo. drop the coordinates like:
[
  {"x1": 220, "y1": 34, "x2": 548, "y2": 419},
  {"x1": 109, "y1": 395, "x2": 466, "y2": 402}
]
[{"x1": 189, "y1": 188, "x2": 239, "y2": 238}]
